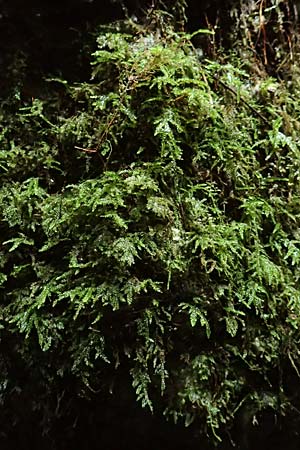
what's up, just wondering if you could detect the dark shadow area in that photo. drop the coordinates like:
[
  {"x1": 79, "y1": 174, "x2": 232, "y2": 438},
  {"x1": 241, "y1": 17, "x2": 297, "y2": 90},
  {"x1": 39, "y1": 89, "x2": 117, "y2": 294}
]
[
  {"x1": 1, "y1": 373, "x2": 300, "y2": 450},
  {"x1": 0, "y1": 0, "x2": 224, "y2": 83},
  {"x1": 0, "y1": 377, "x2": 206, "y2": 450}
]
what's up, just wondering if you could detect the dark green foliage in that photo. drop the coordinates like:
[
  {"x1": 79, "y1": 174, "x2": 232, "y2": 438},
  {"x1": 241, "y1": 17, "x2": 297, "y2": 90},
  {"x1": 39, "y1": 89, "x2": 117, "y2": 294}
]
[{"x1": 1, "y1": 2, "x2": 300, "y2": 445}]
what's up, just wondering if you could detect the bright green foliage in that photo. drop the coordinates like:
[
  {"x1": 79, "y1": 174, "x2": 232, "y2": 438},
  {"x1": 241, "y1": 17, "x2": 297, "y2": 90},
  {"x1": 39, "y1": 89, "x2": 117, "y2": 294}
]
[{"x1": 1, "y1": 10, "x2": 300, "y2": 442}]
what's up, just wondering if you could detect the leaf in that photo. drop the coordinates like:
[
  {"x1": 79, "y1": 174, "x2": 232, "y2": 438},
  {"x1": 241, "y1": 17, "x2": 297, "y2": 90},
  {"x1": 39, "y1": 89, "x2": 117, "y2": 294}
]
[
  {"x1": 3, "y1": 234, "x2": 34, "y2": 252},
  {"x1": 225, "y1": 317, "x2": 238, "y2": 337}
]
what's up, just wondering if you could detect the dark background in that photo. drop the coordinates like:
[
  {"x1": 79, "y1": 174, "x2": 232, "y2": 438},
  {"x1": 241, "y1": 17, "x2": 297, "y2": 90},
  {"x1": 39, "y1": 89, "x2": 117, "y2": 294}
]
[{"x1": 1, "y1": 1, "x2": 300, "y2": 449}]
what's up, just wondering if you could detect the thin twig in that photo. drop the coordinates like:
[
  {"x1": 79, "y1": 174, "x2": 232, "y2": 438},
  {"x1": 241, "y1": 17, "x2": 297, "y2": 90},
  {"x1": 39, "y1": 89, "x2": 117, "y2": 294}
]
[
  {"x1": 288, "y1": 350, "x2": 300, "y2": 379},
  {"x1": 212, "y1": 74, "x2": 269, "y2": 125},
  {"x1": 74, "y1": 145, "x2": 97, "y2": 153}
]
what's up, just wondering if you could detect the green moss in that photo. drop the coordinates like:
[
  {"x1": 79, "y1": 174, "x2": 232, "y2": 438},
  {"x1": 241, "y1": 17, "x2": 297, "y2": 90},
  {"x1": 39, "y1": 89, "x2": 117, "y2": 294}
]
[{"x1": 1, "y1": 4, "x2": 300, "y2": 443}]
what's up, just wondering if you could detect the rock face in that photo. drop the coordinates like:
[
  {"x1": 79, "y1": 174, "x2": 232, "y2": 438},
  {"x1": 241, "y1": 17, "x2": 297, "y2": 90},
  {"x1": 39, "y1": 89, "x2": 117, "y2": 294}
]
[{"x1": 0, "y1": 0, "x2": 231, "y2": 96}]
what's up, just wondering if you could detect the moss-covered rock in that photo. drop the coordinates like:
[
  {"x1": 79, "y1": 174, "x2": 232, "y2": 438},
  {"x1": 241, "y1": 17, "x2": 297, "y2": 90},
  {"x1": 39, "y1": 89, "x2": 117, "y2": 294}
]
[{"x1": 1, "y1": 2, "x2": 300, "y2": 447}]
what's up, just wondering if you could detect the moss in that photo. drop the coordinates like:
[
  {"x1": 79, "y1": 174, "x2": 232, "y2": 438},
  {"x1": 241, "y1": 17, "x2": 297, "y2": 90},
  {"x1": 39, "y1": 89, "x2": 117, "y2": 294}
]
[{"x1": 1, "y1": 1, "x2": 300, "y2": 446}]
